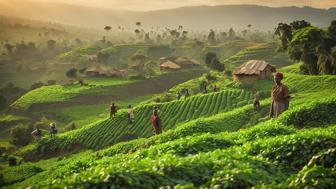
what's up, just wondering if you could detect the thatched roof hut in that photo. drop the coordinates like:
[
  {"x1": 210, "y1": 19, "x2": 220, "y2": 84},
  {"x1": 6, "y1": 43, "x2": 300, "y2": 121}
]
[
  {"x1": 160, "y1": 60, "x2": 181, "y2": 71},
  {"x1": 233, "y1": 60, "x2": 276, "y2": 82},
  {"x1": 85, "y1": 65, "x2": 128, "y2": 78},
  {"x1": 175, "y1": 57, "x2": 200, "y2": 67}
]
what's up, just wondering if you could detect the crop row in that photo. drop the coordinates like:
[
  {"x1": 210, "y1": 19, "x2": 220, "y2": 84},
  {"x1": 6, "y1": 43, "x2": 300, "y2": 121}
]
[{"x1": 33, "y1": 89, "x2": 253, "y2": 155}]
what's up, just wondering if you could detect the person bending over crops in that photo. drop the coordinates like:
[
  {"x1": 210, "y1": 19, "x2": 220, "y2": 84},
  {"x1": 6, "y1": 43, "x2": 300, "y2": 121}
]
[
  {"x1": 270, "y1": 72, "x2": 290, "y2": 118},
  {"x1": 110, "y1": 103, "x2": 117, "y2": 118},
  {"x1": 151, "y1": 109, "x2": 162, "y2": 135},
  {"x1": 128, "y1": 105, "x2": 135, "y2": 123},
  {"x1": 49, "y1": 122, "x2": 58, "y2": 137},
  {"x1": 253, "y1": 97, "x2": 260, "y2": 111},
  {"x1": 184, "y1": 88, "x2": 190, "y2": 98}
]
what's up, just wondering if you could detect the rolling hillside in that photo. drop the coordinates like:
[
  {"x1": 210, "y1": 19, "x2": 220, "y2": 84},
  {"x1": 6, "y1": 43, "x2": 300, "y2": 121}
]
[{"x1": 2, "y1": 66, "x2": 336, "y2": 188}]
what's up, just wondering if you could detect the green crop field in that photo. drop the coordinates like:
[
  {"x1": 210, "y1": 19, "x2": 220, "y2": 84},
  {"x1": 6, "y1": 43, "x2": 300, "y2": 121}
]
[
  {"x1": 223, "y1": 42, "x2": 293, "y2": 70},
  {"x1": 11, "y1": 78, "x2": 140, "y2": 111},
  {"x1": 22, "y1": 88, "x2": 254, "y2": 159},
  {"x1": 11, "y1": 84, "x2": 96, "y2": 111},
  {"x1": 50, "y1": 95, "x2": 153, "y2": 130},
  {"x1": 11, "y1": 69, "x2": 204, "y2": 112},
  {"x1": 1, "y1": 12, "x2": 335, "y2": 188},
  {"x1": 2, "y1": 68, "x2": 336, "y2": 188}
]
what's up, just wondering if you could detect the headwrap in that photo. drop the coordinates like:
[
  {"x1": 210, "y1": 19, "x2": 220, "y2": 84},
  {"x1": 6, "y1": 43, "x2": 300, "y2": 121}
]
[{"x1": 274, "y1": 72, "x2": 284, "y2": 80}]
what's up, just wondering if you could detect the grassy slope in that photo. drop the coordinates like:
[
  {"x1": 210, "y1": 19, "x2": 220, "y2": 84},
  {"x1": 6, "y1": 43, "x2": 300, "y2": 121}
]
[
  {"x1": 3, "y1": 40, "x2": 336, "y2": 188},
  {"x1": 11, "y1": 78, "x2": 138, "y2": 111},
  {"x1": 11, "y1": 69, "x2": 204, "y2": 111},
  {"x1": 25, "y1": 88, "x2": 253, "y2": 157},
  {"x1": 3, "y1": 70, "x2": 336, "y2": 188},
  {"x1": 52, "y1": 95, "x2": 152, "y2": 130},
  {"x1": 223, "y1": 42, "x2": 292, "y2": 70}
]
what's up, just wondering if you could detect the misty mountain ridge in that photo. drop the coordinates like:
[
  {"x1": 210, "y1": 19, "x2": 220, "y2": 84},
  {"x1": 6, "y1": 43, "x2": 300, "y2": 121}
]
[{"x1": 0, "y1": 0, "x2": 335, "y2": 31}]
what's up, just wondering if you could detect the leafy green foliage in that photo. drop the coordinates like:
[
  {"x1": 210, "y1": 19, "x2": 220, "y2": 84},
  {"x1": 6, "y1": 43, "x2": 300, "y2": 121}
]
[
  {"x1": 28, "y1": 89, "x2": 253, "y2": 157},
  {"x1": 247, "y1": 126, "x2": 336, "y2": 170},
  {"x1": 58, "y1": 45, "x2": 100, "y2": 62},
  {"x1": 279, "y1": 97, "x2": 336, "y2": 128},
  {"x1": 3, "y1": 47, "x2": 336, "y2": 188},
  {"x1": 9, "y1": 124, "x2": 33, "y2": 146},
  {"x1": 1, "y1": 163, "x2": 42, "y2": 186},
  {"x1": 11, "y1": 85, "x2": 93, "y2": 110}
]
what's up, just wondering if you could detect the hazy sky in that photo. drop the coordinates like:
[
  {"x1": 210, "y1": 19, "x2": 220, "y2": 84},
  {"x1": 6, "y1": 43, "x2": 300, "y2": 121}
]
[{"x1": 34, "y1": 0, "x2": 336, "y2": 11}]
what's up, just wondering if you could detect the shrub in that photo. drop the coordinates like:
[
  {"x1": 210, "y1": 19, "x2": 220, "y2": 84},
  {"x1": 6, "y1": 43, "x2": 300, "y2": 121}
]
[
  {"x1": 47, "y1": 80, "x2": 56, "y2": 85},
  {"x1": 30, "y1": 82, "x2": 44, "y2": 90},
  {"x1": 0, "y1": 95, "x2": 8, "y2": 110},
  {"x1": 66, "y1": 68, "x2": 78, "y2": 79},
  {"x1": 205, "y1": 73, "x2": 217, "y2": 82},
  {"x1": 287, "y1": 148, "x2": 336, "y2": 188},
  {"x1": 279, "y1": 98, "x2": 336, "y2": 128},
  {"x1": 9, "y1": 124, "x2": 33, "y2": 147},
  {"x1": 1, "y1": 163, "x2": 43, "y2": 185},
  {"x1": 8, "y1": 156, "x2": 17, "y2": 166},
  {"x1": 288, "y1": 166, "x2": 336, "y2": 188},
  {"x1": 224, "y1": 70, "x2": 232, "y2": 76},
  {"x1": 247, "y1": 127, "x2": 336, "y2": 170}
]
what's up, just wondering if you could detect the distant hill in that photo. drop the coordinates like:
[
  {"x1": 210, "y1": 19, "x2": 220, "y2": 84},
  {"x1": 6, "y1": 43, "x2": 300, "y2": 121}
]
[{"x1": 0, "y1": 0, "x2": 335, "y2": 31}]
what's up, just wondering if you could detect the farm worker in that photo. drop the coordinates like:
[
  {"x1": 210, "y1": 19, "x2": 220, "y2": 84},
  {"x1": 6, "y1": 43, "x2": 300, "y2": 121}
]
[
  {"x1": 185, "y1": 88, "x2": 190, "y2": 97},
  {"x1": 31, "y1": 127, "x2": 42, "y2": 140},
  {"x1": 128, "y1": 105, "x2": 135, "y2": 123},
  {"x1": 110, "y1": 103, "x2": 117, "y2": 117},
  {"x1": 270, "y1": 72, "x2": 290, "y2": 118},
  {"x1": 151, "y1": 109, "x2": 162, "y2": 135},
  {"x1": 49, "y1": 122, "x2": 58, "y2": 137},
  {"x1": 253, "y1": 97, "x2": 260, "y2": 110},
  {"x1": 177, "y1": 91, "x2": 182, "y2": 100},
  {"x1": 213, "y1": 85, "x2": 218, "y2": 92},
  {"x1": 153, "y1": 105, "x2": 160, "y2": 114},
  {"x1": 203, "y1": 83, "x2": 208, "y2": 93}
]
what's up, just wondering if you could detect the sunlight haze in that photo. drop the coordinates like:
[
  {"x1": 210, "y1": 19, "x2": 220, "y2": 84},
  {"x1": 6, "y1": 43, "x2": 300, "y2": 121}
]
[{"x1": 10, "y1": 0, "x2": 336, "y2": 11}]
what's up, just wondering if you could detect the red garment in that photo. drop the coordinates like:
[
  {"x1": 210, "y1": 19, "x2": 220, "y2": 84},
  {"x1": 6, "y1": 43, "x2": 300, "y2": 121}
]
[{"x1": 151, "y1": 115, "x2": 162, "y2": 134}]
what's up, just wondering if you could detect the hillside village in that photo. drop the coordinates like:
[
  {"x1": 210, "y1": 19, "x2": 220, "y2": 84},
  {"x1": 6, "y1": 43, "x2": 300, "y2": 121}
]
[{"x1": 0, "y1": 4, "x2": 336, "y2": 188}]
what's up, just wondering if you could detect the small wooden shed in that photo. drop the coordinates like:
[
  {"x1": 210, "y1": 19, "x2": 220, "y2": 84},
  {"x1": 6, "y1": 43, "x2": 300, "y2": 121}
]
[{"x1": 233, "y1": 60, "x2": 276, "y2": 82}]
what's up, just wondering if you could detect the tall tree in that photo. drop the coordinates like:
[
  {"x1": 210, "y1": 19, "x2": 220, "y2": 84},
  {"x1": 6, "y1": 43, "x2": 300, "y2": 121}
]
[
  {"x1": 47, "y1": 39, "x2": 56, "y2": 50},
  {"x1": 288, "y1": 26, "x2": 334, "y2": 75},
  {"x1": 228, "y1": 28, "x2": 235, "y2": 39},
  {"x1": 205, "y1": 52, "x2": 225, "y2": 71},
  {"x1": 290, "y1": 20, "x2": 311, "y2": 31},
  {"x1": 207, "y1": 29, "x2": 216, "y2": 45},
  {"x1": 275, "y1": 23, "x2": 292, "y2": 51}
]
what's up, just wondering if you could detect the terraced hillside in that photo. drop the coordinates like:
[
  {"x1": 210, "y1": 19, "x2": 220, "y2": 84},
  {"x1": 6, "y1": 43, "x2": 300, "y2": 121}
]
[
  {"x1": 223, "y1": 42, "x2": 292, "y2": 70},
  {"x1": 3, "y1": 67, "x2": 336, "y2": 189},
  {"x1": 24, "y1": 89, "x2": 254, "y2": 159},
  {"x1": 12, "y1": 70, "x2": 204, "y2": 112}
]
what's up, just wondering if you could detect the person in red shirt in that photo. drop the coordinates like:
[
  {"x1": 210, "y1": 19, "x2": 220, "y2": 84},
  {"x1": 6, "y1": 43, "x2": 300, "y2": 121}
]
[{"x1": 151, "y1": 109, "x2": 162, "y2": 135}]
